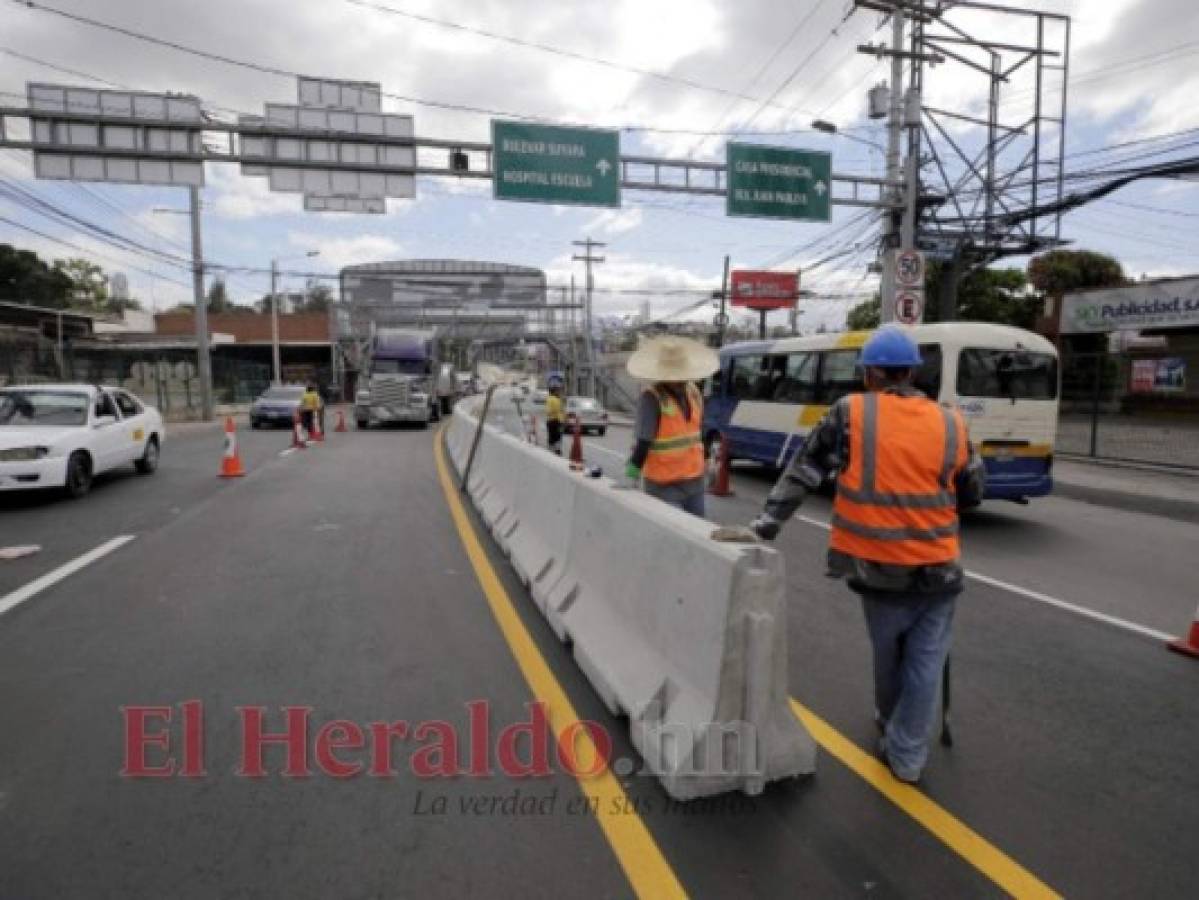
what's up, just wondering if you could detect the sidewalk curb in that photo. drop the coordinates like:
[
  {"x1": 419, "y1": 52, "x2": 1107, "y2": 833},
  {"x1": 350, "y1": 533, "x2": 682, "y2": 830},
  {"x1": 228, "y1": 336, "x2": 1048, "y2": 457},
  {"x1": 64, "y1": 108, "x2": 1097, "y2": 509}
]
[{"x1": 1053, "y1": 480, "x2": 1199, "y2": 525}]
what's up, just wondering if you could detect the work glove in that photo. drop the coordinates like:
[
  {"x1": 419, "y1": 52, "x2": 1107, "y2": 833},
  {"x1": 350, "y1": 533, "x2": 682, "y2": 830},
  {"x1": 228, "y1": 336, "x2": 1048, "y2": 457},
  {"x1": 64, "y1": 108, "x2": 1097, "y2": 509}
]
[
  {"x1": 748, "y1": 513, "x2": 781, "y2": 541},
  {"x1": 624, "y1": 462, "x2": 642, "y2": 482},
  {"x1": 710, "y1": 526, "x2": 759, "y2": 544}
]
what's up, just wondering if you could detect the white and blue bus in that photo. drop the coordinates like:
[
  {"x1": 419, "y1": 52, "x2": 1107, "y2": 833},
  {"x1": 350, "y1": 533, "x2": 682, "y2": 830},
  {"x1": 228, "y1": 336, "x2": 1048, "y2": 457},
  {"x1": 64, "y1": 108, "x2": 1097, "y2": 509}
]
[{"x1": 702, "y1": 323, "x2": 1060, "y2": 502}]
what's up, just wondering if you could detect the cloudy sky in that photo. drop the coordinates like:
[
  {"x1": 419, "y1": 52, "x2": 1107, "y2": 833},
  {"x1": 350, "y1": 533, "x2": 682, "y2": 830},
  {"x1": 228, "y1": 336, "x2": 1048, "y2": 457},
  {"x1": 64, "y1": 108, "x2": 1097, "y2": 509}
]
[{"x1": 2, "y1": 0, "x2": 1197, "y2": 330}]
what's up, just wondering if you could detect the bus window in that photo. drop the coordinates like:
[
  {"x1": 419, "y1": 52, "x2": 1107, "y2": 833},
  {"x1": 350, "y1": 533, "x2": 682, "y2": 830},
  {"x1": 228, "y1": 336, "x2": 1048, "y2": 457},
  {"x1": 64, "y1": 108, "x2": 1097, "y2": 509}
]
[
  {"x1": 775, "y1": 352, "x2": 819, "y2": 403},
  {"x1": 819, "y1": 350, "x2": 861, "y2": 404},
  {"x1": 957, "y1": 348, "x2": 1058, "y2": 400},
  {"x1": 730, "y1": 355, "x2": 765, "y2": 400},
  {"x1": 914, "y1": 344, "x2": 943, "y2": 399},
  {"x1": 754, "y1": 355, "x2": 788, "y2": 401}
]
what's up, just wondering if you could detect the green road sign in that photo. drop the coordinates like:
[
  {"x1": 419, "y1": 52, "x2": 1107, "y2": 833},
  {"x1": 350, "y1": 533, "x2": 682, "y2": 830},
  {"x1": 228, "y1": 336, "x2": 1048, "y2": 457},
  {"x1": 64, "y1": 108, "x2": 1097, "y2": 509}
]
[
  {"x1": 726, "y1": 143, "x2": 832, "y2": 222},
  {"x1": 492, "y1": 121, "x2": 620, "y2": 208}
]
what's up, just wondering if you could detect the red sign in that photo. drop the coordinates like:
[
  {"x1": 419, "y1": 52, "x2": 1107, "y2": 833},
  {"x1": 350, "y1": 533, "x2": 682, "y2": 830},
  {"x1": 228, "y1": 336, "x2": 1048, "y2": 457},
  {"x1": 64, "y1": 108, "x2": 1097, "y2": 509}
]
[
  {"x1": 730, "y1": 270, "x2": 799, "y2": 310},
  {"x1": 895, "y1": 290, "x2": 924, "y2": 325}
]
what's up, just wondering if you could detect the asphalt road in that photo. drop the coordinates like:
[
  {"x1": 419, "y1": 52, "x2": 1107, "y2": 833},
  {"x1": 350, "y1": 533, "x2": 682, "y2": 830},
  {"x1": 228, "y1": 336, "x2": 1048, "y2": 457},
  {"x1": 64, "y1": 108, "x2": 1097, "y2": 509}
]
[{"x1": 0, "y1": 418, "x2": 1196, "y2": 898}]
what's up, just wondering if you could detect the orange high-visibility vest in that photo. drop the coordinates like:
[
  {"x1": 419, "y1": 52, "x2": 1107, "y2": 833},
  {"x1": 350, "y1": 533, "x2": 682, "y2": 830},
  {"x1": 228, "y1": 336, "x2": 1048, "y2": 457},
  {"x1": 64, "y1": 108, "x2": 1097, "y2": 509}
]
[
  {"x1": 830, "y1": 392, "x2": 969, "y2": 566},
  {"x1": 643, "y1": 384, "x2": 704, "y2": 485}
]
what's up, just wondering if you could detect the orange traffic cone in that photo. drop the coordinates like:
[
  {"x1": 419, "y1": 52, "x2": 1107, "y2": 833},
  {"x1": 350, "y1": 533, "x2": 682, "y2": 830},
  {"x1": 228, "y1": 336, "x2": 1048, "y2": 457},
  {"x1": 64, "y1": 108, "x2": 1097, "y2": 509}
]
[
  {"x1": 527, "y1": 414, "x2": 539, "y2": 445},
  {"x1": 335, "y1": 409, "x2": 348, "y2": 433},
  {"x1": 219, "y1": 416, "x2": 246, "y2": 478},
  {"x1": 1168, "y1": 602, "x2": 1199, "y2": 658},
  {"x1": 708, "y1": 432, "x2": 734, "y2": 497},
  {"x1": 291, "y1": 410, "x2": 307, "y2": 450},
  {"x1": 568, "y1": 414, "x2": 584, "y2": 470},
  {"x1": 311, "y1": 409, "x2": 324, "y2": 443}
]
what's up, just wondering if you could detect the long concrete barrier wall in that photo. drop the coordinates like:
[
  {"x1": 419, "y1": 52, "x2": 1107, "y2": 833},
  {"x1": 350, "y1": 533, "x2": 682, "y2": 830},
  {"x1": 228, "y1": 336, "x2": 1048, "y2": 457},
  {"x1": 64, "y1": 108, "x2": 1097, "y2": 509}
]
[{"x1": 446, "y1": 399, "x2": 816, "y2": 799}]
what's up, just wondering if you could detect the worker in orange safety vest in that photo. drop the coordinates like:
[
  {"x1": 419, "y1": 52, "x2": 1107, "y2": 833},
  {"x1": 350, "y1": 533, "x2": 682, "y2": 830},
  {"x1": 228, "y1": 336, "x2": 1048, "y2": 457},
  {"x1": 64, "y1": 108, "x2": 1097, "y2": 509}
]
[
  {"x1": 624, "y1": 336, "x2": 720, "y2": 518},
  {"x1": 743, "y1": 326, "x2": 985, "y2": 783}
]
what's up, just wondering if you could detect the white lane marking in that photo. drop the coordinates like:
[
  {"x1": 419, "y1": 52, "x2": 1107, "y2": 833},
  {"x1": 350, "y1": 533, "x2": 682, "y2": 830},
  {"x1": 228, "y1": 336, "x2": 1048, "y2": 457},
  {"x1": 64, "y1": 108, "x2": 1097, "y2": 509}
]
[
  {"x1": 0, "y1": 535, "x2": 136, "y2": 618},
  {"x1": 794, "y1": 513, "x2": 1175, "y2": 642},
  {"x1": 279, "y1": 447, "x2": 297, "y2": 457}
]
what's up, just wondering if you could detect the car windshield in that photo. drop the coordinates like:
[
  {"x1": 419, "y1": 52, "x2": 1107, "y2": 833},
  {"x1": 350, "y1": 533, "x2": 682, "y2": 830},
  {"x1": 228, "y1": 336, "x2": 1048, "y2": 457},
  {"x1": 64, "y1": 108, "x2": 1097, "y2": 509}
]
[
  {"x1": 568, "y1": 398, "x2": 599, "y2": 410},
  {"x1": 0, "y1": 390, "x2": 90, "y2": 427},
  {"x1": 261, "y1": 387, "x2": 304, "y2": 400}
]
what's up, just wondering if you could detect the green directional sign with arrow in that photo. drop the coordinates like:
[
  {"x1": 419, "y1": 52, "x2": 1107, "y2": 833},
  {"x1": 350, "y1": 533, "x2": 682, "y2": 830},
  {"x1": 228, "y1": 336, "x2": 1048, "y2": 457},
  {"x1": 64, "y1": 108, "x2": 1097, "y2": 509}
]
[
  {"x1": 492, "y1": 121, "x2": 621, "y2": 208},
  {"x1": 726, "y1": 143, "x2": 832, "y2": 222}
]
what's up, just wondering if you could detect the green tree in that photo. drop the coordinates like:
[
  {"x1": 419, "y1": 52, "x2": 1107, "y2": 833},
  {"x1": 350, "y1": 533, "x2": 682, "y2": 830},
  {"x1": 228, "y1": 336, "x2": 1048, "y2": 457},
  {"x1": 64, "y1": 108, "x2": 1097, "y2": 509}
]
[
  {"x1": 52, "y1": 258, "x2": 109, "y2": 310},
  {"x1": 926, "y1": 264, "x2": 1038, "y2": 328},
  {"x1": 298, "y1": 282, "x2": 334, "y2": 313},
  {"x1": 0, "y1": 243, "x2": 73, "y2": 307},
  {"x1": 1027, "y1": 249, "x2": 1125, "y2": 296},
  {"x1": 206, "y1": 277, "x2": 232, "y2": 314},
  {"x1": 847, "y1": 296, "x2": 881, "y2": 330}
]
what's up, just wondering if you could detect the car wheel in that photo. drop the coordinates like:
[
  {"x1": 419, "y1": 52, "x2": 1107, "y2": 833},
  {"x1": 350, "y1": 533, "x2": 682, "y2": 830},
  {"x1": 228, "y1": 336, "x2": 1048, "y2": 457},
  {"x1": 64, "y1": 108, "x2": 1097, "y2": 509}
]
[
  {"x1": 251, "y1": 419, "x2": 261, "y2": 430},
  {"x1": 597, "y1": 427, "x2": 607, "y2": 437},
  {"x1": 64, "y1": 451, "x2": 93, "y2": 499},
  {"x1": 135, "y1": 437, "x2": 159, "y2": 474},
  {"x1": 356, "y1": 417, "x2": 369, "y2": 430}
]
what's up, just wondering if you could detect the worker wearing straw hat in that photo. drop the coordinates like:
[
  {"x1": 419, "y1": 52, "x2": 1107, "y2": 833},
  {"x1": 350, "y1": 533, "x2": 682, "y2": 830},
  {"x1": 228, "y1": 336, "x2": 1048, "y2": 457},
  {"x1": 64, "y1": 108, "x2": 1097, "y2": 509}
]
[{"x1": 624, "y1": 335, "x2": 720, "y2": 518}]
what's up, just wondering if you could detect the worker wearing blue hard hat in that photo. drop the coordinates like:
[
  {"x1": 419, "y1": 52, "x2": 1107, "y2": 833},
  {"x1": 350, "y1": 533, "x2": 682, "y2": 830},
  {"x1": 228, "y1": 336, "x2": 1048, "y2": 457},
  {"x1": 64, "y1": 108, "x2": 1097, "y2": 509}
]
[{"x1": 730, "y1": 325, "x2": 986, "y2": 784}]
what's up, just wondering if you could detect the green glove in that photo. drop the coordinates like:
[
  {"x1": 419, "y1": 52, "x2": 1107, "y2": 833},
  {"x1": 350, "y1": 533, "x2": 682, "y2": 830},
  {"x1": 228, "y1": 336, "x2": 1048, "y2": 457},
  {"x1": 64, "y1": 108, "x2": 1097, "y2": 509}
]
[{"x1": 624, "y1": 462, "x2": 642, "y2": 481}]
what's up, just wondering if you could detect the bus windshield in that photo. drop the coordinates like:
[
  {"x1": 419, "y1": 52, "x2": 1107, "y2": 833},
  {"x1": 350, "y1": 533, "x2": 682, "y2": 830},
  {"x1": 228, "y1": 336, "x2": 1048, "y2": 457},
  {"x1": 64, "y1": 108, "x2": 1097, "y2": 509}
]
[{"x1": 957, "y1": 349, "x2": 1058, "y2": 400}]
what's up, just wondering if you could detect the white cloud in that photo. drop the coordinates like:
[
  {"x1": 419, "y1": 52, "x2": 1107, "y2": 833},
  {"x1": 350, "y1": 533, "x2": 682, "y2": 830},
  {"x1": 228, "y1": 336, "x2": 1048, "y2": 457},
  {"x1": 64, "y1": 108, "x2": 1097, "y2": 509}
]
[
  {"x1": 286, "y1": 232, "x2": 403, "y2": 269},
  {"x1": 207, "y1": 164, "x2": 300, "y2": 220},
  {"x1": 583, "y1": 207, "x2": 643, "y2": 236}
]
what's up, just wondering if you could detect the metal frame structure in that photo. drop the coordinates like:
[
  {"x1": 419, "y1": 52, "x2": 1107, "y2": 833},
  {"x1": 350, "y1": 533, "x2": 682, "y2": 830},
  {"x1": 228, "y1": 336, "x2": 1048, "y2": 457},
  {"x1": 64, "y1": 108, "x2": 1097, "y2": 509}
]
[
  {"x1": 0, "y1": 104, "x2": 899, "y2": 212},
  {"x1": 855, "y1": 1, "x2": 1071, "y2": 320}
]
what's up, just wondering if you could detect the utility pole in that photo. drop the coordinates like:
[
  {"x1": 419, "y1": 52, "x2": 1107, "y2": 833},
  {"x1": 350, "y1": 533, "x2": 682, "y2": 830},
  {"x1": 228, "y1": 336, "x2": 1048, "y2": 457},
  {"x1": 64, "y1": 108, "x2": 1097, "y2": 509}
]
[
  {"x1": 857, "y1": 2, "x2": 939, "y2": 325},
  {"x1": 270, "y1": 259, "x2": 281, "y2": 384},
  {"x1": 572, "y1": 238, "x2": 605, "y2": 398},
  {"x1": 715, "y1": 254, "x2": 730, "y2": 348},
  {"x1": 188, "y1": 186, "x2": 213, "y2": 420}
]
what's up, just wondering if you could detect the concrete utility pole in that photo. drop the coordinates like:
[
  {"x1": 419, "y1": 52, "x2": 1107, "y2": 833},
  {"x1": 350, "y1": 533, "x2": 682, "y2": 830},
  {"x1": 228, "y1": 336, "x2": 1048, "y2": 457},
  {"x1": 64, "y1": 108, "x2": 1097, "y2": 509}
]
[
  {"x1": 188, "y1": 186, "x2": 214, "y2": 420},
  {"x1": 572, "y1": 238, "x2": 605, "y2": 398},
  {"x1": 270, "y1": 259, "x2": 281, "y2": 385},
  {"x1": 880, "y1": 8, "x2": 907, "y2": 325}
]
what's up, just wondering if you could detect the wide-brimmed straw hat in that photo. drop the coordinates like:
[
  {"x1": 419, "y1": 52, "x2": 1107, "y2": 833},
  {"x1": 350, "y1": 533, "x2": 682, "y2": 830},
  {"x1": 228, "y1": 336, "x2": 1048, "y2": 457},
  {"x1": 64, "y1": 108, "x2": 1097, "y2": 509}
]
[{"x1": 626, "y1": 335, "x2": 720, "y2": 382}]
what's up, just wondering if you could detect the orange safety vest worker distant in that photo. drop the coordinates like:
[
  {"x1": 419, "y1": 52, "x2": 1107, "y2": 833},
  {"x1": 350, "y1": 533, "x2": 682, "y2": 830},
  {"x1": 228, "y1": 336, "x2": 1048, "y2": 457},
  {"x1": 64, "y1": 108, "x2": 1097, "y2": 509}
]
[
  {"x1": 624, "y1": 336, "x2": 720, "y2": 518},
  {"x1": 742, "y1": 326, "x2": 985, "y2": 785}
]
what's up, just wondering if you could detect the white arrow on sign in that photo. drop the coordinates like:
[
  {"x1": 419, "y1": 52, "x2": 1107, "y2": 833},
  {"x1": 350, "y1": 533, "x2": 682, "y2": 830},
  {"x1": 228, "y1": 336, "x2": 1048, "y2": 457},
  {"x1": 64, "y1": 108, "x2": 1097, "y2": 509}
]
[
  {"x1": 813, "y1": 180, "x2": 827, "y2": 196},
  {"x1": 596, "y1": 158, "x2": 612, "y2": 177}
]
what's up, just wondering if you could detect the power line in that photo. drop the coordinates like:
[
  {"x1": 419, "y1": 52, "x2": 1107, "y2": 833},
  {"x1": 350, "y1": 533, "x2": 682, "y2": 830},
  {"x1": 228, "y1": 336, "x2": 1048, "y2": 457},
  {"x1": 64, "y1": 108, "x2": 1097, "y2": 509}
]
[{"x1": 10, "y1": 0, "x2": 830, "y2": 131}]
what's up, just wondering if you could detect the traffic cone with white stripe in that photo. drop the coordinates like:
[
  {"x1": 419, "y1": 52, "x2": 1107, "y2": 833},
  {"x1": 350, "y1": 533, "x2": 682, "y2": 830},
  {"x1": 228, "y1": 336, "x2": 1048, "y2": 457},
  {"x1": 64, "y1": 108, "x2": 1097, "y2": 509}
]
[
  {"x1": 335, "y1": 409, "x2": 348, "y2": 433},
  {"x1": 1168, "y1": 602, "x2": 1199, "y2": 658},
  {"x1": 568, "y1": 414, "x2": 584, "y2": 470},
  {"x1": 708, "y1": 431, "x2": 734, "y2": 497},
  {"x1": 291, "y1": 410, "x2": 307, "y2": 450},
  {"x1": 311, "y1": 408, "x2": 324, "y2": 443},
  {"x1": 219, "y1": 416, "x2": 246, "y2": 478}
]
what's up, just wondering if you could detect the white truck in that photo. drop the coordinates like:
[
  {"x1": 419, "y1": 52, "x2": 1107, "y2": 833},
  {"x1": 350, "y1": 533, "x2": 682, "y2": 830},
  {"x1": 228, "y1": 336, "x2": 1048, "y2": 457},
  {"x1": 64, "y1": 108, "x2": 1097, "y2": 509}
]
[{"x1": 354, "y1": 327, "x2": 441, "y2": 428}]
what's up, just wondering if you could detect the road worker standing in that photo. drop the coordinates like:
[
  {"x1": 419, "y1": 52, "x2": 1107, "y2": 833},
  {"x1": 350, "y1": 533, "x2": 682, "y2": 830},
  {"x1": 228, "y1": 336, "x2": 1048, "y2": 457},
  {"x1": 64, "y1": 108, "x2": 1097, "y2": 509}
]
[
  {"x1": 744, "y1": 327, "x2": 985, "y2": 783},
  {"x1": 544, "y1": 378, "x2": 565, "y2": 455},
  {"x1": 300, "y1": 382, "x2": 322, "y2": 437},
  {"x1": 624, "y1": 336, "x2": 719, "y2": 518}
]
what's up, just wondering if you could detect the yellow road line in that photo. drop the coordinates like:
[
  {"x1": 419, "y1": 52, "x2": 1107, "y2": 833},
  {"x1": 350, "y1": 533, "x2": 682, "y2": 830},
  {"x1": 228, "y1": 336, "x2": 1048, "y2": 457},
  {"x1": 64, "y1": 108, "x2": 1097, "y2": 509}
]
[
  {"x1": 791, "y1": 700, "x2": 1061, "y2": 899},
  {"x1": 434, "y1": 428, "x2": 688, "y2": 900}
]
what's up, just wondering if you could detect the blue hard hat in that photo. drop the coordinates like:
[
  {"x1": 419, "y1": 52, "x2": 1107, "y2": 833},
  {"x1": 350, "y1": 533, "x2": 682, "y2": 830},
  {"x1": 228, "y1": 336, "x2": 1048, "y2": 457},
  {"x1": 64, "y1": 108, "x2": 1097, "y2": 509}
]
[{"x1": 860, "y1": 326, "x2": 922, "y2": 368}]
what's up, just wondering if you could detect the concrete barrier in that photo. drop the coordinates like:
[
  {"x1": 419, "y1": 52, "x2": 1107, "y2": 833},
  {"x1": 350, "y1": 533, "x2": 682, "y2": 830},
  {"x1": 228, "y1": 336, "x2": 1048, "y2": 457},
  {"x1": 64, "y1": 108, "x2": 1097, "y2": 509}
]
[{"x1": 445, "y1": 405, "x2": 816, "y2": 799}]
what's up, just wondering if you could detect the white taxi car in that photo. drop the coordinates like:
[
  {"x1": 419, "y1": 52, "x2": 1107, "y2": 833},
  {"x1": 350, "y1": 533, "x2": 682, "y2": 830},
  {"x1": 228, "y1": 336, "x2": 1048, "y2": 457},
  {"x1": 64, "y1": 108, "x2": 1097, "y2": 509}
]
[{"x1": 0, "y1": 384, "x2": 163, "y2": 499}]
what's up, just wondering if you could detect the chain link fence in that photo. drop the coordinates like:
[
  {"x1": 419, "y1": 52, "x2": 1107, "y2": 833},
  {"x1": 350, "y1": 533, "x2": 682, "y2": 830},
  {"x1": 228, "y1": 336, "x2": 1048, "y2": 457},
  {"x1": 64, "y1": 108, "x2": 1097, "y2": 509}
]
[{"x1": 1059, "y1": 349, "x2": 1199, "y2": 469}]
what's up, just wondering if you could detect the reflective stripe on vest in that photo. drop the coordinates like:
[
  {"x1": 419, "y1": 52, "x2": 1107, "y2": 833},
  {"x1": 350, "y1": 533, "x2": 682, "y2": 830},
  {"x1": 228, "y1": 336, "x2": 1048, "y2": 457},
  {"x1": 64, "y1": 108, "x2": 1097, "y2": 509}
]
[
  {"x1": 643, "y1": 383, "x2": 704, "y2": 484},
  {"x1": 830, "y1": 392, "x2": 967, "y2": 566}
]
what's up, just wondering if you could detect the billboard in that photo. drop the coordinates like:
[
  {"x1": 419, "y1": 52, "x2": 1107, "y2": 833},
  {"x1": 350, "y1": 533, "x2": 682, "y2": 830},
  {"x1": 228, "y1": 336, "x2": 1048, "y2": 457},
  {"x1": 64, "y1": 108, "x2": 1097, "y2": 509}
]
[
  {"x1": 1061, "y1": 277, "x2": 1199, "y2": 333},
  {"x1": 341, "y1": 261, "x2": 547, "y2": 308},
  {"x1": 1131, "y1": 358, "x2": 1186, "y2": 394},
  {"x1": 730, "y1": 270, "x2": 799, "y2": 310}
]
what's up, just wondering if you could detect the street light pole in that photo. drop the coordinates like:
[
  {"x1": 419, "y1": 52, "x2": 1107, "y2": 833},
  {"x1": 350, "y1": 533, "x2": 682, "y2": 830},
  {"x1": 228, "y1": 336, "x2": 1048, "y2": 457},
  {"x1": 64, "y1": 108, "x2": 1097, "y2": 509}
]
[{"x1": 188, "y1": 186, "x2": 213, "y2": 419}]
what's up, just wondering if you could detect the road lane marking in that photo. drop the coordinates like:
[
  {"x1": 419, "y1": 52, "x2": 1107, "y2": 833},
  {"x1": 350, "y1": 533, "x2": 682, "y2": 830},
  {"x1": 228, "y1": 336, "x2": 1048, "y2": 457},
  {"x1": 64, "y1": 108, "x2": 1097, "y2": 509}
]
[
  {"x1": 279, "y1": 447, "x2": 297, "y2": 457},
  {"x1": 434, "y1": 428, "x2": 687, "y2": 900},
  {"x1": 791, "y1": 701, "x2": 1061, "y2": 899},
  {"x1": 794, "y1": 514, "x2": 1174, "y2": 642},
  {"x1": 0, "y1": 535, "x2": 136, "y2": 618}
]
